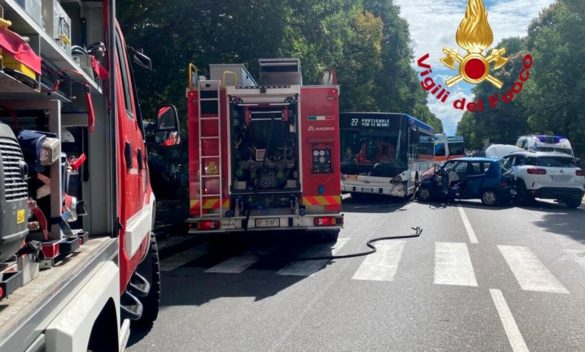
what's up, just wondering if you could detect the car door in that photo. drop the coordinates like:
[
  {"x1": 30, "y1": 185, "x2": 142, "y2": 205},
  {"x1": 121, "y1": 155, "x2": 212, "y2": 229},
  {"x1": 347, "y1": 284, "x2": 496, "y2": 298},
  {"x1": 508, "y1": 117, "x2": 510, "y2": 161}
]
[
  {"x1": 464, "y1": 161, "x2": 487, "y2": 197},
  {"x1": 450, "y1": 161, "x2": 469, "y2": 196},
  {"x1": 114, "y1": 25, "x2": 150, "y2": 285}
]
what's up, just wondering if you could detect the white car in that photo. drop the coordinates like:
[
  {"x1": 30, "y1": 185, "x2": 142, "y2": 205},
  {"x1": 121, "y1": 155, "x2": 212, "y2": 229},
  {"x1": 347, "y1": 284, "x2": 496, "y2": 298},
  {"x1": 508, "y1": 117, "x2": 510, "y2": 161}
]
[{"x1": 501, "y1": 151, "x2": 584, "y2": 208}]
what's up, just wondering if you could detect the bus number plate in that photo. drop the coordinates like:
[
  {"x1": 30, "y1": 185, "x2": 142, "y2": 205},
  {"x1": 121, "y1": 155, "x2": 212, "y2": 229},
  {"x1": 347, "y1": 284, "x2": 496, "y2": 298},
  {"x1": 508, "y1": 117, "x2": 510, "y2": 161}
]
[{"x1": 256, "y1": 218, "x2": 280, "y2": 228}]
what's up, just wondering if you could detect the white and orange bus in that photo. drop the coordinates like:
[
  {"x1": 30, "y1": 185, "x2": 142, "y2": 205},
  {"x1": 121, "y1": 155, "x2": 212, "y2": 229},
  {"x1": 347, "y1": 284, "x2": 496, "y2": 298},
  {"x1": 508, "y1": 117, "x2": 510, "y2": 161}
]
[
  {"x1": 434, "y1": 134, "x2": 465, "y2": 163},
  {"x1": 340, "y1": 112, "x2": 435, "y2": 198}
]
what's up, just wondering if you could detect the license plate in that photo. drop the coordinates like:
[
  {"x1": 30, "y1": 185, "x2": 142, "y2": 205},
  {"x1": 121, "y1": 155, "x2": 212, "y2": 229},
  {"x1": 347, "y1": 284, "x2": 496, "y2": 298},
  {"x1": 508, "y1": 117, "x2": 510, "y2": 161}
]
[
  {"x1": 255, "y1": 218, "x2": 280, "y2": 228},
  {"x1": 551, "y1": 175, "x2": 571, "y2": 182},
  {"x1": 221, "y1": 219, "x2": 238, "y2": 230}
]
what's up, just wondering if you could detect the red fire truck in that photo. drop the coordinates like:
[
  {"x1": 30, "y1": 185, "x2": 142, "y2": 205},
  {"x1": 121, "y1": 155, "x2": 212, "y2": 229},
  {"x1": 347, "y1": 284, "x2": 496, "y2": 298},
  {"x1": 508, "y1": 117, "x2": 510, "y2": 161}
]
[
  {"x1": 0, "y1": 0, "x2": 178, "y2": 350},
  {"x1": 186, "y1": 59, "x2": 343, "y2": 238}
]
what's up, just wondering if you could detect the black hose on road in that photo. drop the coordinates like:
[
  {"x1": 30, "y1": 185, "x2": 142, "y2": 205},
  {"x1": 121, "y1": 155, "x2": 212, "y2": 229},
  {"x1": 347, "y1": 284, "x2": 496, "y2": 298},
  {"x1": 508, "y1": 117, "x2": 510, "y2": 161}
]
[
  {"x1": 242, "y1": 207, "x2": 423, "y2": 261},
  {"x1": 291, "y1": 226, "x2": 423, "y2": 261}
]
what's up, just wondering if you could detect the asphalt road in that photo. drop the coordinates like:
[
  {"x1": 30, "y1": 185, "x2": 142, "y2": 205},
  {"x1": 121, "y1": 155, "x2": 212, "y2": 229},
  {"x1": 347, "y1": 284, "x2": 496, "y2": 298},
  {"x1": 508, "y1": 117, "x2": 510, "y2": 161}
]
[{"x1": 128, "y1": 197, "x2": 585, "y2": 352}]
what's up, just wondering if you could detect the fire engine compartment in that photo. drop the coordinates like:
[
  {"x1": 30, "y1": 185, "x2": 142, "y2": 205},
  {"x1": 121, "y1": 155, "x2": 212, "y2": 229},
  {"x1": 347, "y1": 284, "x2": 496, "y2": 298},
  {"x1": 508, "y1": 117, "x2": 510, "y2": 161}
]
[
  {"x1": 0, "y1": 0, "x2": 114, "y2": 264},
  {"x1": 229, "y1": 97, "x2": 301, "y2": 208}
]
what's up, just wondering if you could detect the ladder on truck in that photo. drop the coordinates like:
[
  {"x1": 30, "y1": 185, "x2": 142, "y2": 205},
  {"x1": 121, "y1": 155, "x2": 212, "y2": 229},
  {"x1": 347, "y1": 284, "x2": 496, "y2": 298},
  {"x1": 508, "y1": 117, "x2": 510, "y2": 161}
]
[{"x1": 198, "y1": 80, "x2": 224, "y2": 217}]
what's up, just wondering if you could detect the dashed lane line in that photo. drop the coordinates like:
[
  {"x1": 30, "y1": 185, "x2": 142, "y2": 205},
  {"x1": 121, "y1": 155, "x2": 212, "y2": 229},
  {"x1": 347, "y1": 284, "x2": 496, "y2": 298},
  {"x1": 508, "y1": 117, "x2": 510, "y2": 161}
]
[
  {"x1": 490, "y1": 289, "x2": 530, "y2": 352},
  {"x1": 457, "y1": 205, "x2": 479, "y2": 244}
]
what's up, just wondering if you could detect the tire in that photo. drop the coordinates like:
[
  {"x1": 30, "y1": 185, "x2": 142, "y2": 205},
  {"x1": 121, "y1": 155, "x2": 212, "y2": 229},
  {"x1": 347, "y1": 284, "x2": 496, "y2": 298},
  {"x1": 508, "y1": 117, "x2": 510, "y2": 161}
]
[
  {"x1": 350, "y1": 192, "x2": 361, "y2": 201},
  {"x1": 517, "y1": 180, "x2": 534, "y2": 205},
  {"x1": 481, "y1": 189, "x2": 498, "y2": 206},
  {"x1": 564, "y1": 198, "x2": 582, "y2": 209},
  {"x1": 132, "y1": 233, "x2": 161, "y2": 328},
  {"x1": 417, "y1": 186, "x2": 432, "y2": 202}
]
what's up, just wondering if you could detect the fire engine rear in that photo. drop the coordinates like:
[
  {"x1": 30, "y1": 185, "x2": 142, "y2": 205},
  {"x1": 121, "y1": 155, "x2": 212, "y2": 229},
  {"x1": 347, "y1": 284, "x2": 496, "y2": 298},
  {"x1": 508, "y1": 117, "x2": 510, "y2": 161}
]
[{"x1": 187, "y1": 59, "x2": 343, "y2": 237}]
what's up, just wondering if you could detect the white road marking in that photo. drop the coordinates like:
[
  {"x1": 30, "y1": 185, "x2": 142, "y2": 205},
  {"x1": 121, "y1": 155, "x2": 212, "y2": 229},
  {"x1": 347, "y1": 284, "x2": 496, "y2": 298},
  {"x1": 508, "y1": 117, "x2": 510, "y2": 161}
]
[
  {"x1": 499, "y1": 245, "x2": 569, "y2": 294},
  {"x1": 434, "y1": 242, "x2": 478, "y2": 287},
  {"x1": 563, "y1": 249, "x2": 585, "y2": 271},
  {"x1": 352, "y1": 241, "x2": 406, "y2": 282},
  {"x1": 160, "y1": 244, "x2": 209, "y2": 272},
  {"x1": 490, "y1": 289, "x2": 530, "y2": 352},
  {"x1": 457, "y1": 205, "x2": 478, "y2": 244},
  {"x1": 205, "y1": 253, "x2": 259, "y2": 274},
  {"x1": 277, "y1": 238, "x2": 350, "y2": 277}
]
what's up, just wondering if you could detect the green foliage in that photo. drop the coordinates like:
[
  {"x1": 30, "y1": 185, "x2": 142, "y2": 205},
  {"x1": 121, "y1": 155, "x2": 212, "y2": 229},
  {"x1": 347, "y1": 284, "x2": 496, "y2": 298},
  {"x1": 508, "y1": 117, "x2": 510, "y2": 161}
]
[
  {"x1": 457, "y1": 1, "x2": 585, "y2": 156},
  {"x1": 117, "y1": 0, "x2": 443, "y2": 197}
]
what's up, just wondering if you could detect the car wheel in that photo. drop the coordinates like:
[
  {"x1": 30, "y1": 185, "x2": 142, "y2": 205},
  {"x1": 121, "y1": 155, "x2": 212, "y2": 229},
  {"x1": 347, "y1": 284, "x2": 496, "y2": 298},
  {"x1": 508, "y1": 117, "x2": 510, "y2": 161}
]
[
  {"x1": 481, "y1": 189, "x2": 498, "y2": 206},
  {"x1": 417, "y1": 186, "x2": 432, "y2": 202},
  {"x1": 517, "y1": 180, "x2": 534, "y2": 205},
  {"x1": 564, "y1": 198, "x2": 581, "y2": 209}
]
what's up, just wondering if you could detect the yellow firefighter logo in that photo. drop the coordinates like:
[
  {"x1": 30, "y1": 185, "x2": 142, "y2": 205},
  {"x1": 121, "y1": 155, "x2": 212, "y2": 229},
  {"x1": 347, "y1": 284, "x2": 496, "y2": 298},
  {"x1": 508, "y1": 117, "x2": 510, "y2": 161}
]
[{"x1": 440, "y1": 0, "x2": 508, "y2": 88}]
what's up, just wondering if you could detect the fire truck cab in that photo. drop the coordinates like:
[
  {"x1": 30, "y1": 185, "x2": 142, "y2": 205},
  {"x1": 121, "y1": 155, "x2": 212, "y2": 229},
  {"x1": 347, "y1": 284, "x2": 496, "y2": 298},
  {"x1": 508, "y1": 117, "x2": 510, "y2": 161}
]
[
  {"x1": 0, "y1": 1, "x2": 178, "y2": 350},
  {"x1": 187, "y1": 59, "x2": 343, "y2": 237}
]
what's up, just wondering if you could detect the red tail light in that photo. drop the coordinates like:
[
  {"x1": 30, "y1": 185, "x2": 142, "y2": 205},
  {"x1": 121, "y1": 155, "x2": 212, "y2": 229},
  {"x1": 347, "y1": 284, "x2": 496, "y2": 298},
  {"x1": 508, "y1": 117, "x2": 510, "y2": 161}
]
[
  {"x1": 197, "y1": 220, "x2": 220, "y2": 230},
  {"x1": 527, "y1": 168, "x2": 547, "y2": 175},
  {"x1": 314, "y1": 216, "x2": 343, "y2": 226},
  {"x1": 577, "y1": 169, "x2": 584, "y2": 177}
]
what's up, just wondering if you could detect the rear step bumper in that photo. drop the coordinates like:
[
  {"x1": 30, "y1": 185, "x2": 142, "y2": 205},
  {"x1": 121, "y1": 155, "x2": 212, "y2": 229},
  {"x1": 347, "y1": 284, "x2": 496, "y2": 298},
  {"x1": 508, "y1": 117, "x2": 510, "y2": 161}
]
[
  {"x1": 121, "y1": 290, "x2": 143, "y2": 321},
  {"x1": 128, "y1": 272, "x2": 151, "y2": 298},
  {"x1": 187, "y1": 214, "x2": 343, "y2": 234}
]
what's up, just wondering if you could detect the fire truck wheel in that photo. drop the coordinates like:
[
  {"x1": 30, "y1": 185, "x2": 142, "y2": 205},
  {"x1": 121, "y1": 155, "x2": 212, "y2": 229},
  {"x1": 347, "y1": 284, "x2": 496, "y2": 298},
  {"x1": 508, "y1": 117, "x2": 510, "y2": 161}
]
[{"x1": 133, "y1": 233, "x2": 161, "y2": 328}]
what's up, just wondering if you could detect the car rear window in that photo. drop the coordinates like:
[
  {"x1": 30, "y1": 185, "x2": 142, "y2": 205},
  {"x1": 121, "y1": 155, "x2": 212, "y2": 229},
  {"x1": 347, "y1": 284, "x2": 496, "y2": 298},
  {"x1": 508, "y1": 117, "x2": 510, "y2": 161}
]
[{"x1": 534, "y1": 156, "x2": 576, "y2": 167}]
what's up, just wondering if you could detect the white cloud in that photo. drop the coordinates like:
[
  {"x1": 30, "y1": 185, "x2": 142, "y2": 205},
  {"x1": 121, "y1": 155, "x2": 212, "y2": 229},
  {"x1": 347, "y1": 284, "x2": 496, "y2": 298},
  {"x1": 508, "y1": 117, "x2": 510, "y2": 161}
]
[
  {"x1": 427, "y1": 86, "x2": 474, "y2": 135},
  {"x1": 394, "y1": 0, "x2": 555, "y2": 134}
]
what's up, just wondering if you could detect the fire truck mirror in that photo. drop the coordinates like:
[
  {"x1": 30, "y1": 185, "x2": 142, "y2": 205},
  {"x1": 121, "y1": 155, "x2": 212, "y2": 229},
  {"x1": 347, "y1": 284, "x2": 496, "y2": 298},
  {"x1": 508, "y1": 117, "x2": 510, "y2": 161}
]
[
  {"x1": 155, "y1": 130, "x2": 180, "y2": 147},
  {"x1": 156, "y1": 105, "x2": 180, "y2": 147},
  {"x1": 131, "y1": 49, "x2": 153, "y2": 71},
  {"x1": 156, "y1": 105, "x2": 179, "y2": 131}
]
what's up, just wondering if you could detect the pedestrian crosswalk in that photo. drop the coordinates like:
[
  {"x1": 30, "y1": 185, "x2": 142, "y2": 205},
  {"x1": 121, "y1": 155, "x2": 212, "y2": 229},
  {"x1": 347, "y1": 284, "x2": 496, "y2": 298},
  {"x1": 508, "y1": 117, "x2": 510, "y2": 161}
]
[
  {"x1": 159, "y1": 237, "x2": 580, "y2": 295},
  {"x1": 498, "y1": 245, "x2": 569, "y2": 294},
  {"x1": 277, "y1": 238, "x2": 350, "y2": 277},
  {"x1": 352, "y1": 241, "x2": 405, "y2": 282},
  {"x1": 205, "y1": 252, "x2": 259, "y2": 274},
  {"x1": 433, "y1": 242, "x2": 477, "y2": 287}
]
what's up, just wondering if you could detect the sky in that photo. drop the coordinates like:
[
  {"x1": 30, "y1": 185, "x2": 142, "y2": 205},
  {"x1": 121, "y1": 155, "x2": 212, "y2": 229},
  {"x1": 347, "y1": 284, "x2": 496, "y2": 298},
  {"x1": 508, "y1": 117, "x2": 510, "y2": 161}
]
[{"x1": 393, "y1": 0, "x2": 556, "y2": 135}]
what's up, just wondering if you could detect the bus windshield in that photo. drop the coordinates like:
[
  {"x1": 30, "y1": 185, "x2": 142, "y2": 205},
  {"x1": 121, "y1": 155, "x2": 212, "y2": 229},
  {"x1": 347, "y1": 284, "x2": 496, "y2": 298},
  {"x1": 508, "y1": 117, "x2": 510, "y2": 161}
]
[
  {"x1": 448, "y1": 142, "x2": 465, "y2": 156},
  {"x1": 340, "y1": 114, "x2": 409, "y2": 178}
]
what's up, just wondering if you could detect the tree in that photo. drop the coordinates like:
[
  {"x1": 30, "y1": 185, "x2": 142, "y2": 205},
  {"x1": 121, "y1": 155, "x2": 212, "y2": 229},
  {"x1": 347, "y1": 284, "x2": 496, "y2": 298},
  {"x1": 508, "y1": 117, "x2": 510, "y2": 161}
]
[
  {"x1": 457, "y1": 1, "x2": 585, "y2": 155},
  {"x1": 117, "y1": 0, "x2": 444, "y2": 197}
]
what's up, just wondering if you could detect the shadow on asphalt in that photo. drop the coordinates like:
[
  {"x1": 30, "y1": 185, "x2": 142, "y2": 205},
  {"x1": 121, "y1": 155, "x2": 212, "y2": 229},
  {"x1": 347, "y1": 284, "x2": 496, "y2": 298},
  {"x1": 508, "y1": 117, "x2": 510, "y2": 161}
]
[
  {"x1": 128, "y1": 323, "x2": 154, "y2": 348},
  {"x1": 164, "y1": 230, "x2": 335, "y2": 292},
  {"x1": 128, "y1": 230, "x2": 337, "y2": 346},
  {"x1": 342, "y1": 193, "x2": 410, "y2": 213},
  {"x1": 521, "y1": 200, "x2": 585, "y2": 242}
]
